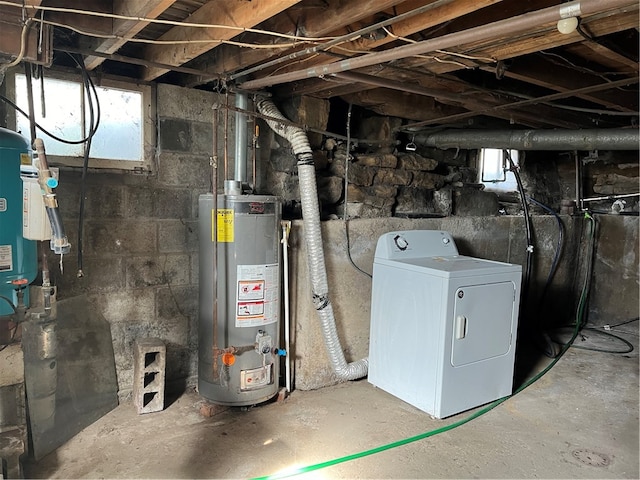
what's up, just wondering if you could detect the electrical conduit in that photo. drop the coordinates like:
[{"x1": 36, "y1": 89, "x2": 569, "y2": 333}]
[{"x1": 256, "y1": 99, "x2": 368, "y2": 381}]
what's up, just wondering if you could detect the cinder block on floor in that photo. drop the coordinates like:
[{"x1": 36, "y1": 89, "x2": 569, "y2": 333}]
[
  {"x1": 133, "y1": 338, "x2": 166, "y2": 414},
  {"x1": 0, "y1": 426, "x2": 26, "y2": 479}
]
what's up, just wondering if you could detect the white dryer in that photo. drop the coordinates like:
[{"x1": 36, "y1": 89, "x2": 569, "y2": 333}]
[{"x1": 368, "y1": 230, "x2": 522, "y2": 418}]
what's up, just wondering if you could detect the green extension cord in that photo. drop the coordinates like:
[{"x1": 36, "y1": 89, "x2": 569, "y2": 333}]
[{"x1": 253, "y1": 213, "x2": 595, "y2": 480}]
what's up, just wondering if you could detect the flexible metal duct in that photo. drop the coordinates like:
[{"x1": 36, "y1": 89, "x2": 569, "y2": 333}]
[
  {"x1": 414, "y1": 129, "x2": 639, "y2": 151},
  {"x1": 256, "y1": 98, "x2": 368, "y2": 381}
]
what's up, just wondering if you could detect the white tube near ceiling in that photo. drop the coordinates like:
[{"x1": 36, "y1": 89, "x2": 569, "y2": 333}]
[
  {"x1": 234, "y1": 93, "x2": 248, "y2": 183},
  {"x1": 257, "y1": 99, "x2": 368, "y2": 381}
]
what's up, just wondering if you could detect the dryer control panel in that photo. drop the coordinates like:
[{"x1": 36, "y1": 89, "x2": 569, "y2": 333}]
[{"x1": 374, "y1": 230, "x2": 459, "y2": 260}]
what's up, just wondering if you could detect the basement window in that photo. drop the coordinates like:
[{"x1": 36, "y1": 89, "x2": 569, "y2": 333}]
[
  {"x1": 13, "y1": 72, "x2": 153, "y2": 171},
  {"x1": 479, "y1": 148, "x2": 519, "y2": 192}
]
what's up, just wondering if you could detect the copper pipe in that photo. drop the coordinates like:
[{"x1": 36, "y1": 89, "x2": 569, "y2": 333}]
[
  {"x1": 252, "y1": 120, "x2": 258, "y2": 191},
  {"x1": 223, "y1": 92, "x2": 229, "y2": 181},
  {"x1": 211, "y1": 105, "x2": 220, "y2": 381},
  {"x1": 240, "y1": 0, "x2": 634, "y2": 91}
]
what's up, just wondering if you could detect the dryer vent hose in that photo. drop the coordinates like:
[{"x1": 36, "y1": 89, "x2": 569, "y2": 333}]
[{"x1": 256, "y1": 99, "x2": 368, "y2": 381}]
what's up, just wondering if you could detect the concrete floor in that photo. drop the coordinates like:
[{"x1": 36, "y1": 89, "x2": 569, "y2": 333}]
[{"x1": 25, "y1": 328, "x2": 639, "y2": 479}]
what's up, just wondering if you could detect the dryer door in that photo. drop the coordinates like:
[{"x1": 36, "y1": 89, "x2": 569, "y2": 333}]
[{"x1": 451, "y1": 281, "x2": 516, "y2": 367}]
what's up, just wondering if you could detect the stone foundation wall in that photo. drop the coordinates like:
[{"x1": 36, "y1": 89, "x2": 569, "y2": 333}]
[{"x1": 5, "y1": 88, "x2": 634, "y2": 398}]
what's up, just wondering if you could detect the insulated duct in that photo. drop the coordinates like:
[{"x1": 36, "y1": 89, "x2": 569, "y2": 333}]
[
  {"x1": 414, "y1": 129, "x2": 639, "y2": 151},
  {"x1": 256, "y1": 98, "x2": 368, "y2": 381}
]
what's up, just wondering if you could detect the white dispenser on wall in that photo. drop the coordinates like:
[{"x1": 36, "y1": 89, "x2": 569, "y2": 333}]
[
  {"x1": 368, "y1": 230, "x2": 522, "y2": 418},
  {"x1": 21, "y1": 165, "x2": 56, "y2": 241}
]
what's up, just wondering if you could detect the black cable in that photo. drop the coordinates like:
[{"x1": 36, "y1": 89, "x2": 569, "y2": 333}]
[
  {"x1": 343, "y1": 102, "x2": 372, "y2": 279},
  {"x1": 0, "y1": 54, "x2": 101, "y2": 145},
  {"x1": 604, "y1": 317, "x2": 640, "y2": 329},
  {"x1": 505, "y1": 150, "x2": 533, "y2": 306},
  {"x1": 527, "y1": 197, "x2": 565, "y2": 313},
  {"x1": 0, "y1": 296, "x2": 18, "y2": 352},
  {"x1": 67, "y1": 53, "x2": 101, "y2": 278},
  {"x1": 0, "y1": 295, "x2": 18, "y2": 315},
  {"x1": 23, "y1": 63, "x2": 37, "y2": 143},
  {"x1": 0, "y1": 93, "x2": 96, "y2": 145},
  {"x1": 577, "y1": 213, "x2": 597, "y2": 329},
  {"x1": 550, "y1": 326, "x2": 634, "y2": 354}
]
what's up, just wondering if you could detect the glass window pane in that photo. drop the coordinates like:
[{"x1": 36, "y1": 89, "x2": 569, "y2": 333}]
[
  {"x1": 481, "y1": 148, "x2": 505, "y2": 182},
  {"x1": 480, "y1": 148, "x2": 519, "y2": 192},
  {"x1": 88, "y1": 86, "x2": 143, "y2": 161},
  {"x1": 15, "y1": 74, "x2": 84, "y2": 156}
]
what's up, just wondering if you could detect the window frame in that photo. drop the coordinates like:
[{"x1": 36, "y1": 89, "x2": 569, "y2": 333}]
[
  {"x1": 6, "y1": 67, "x2": 155, "y2": 172},
  {"x1": 478, "y1": 148, "x2": 520, "y2": 192}
]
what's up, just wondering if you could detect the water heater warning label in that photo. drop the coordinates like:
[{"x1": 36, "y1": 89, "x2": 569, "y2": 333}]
[
  {"x1": 236, "y1": 264, "x2": 279, "y2": 327},
  {"x1": 0, "y1": 245, "x2": 13, "y2": 272},
  {"x1": 214, "y1": 209, "x2": 234, "y2": 242}
]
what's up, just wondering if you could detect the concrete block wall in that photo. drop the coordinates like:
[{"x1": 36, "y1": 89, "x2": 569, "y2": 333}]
[
  {"x1": 29, "y1": 87, "x2": 637, "y2": 400},
  {"x1": 45, "y1": 84, "x2": 237, "y2": 398}
]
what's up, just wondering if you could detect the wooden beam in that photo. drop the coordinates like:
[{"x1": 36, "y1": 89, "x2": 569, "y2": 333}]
[
  {"x1": 402, "y1": 77, "x2": 638, "y2": 129},
  {"x1": 255, "y1": 0, "x2": 506, "y2": 79},
  {"x1": 479, "y1": 54, "x2": 638, "y2": 112},
  {"x1": 339, "y1": 88, "x2": 467, "y2": 122},
  {"x1": 343, "y1": 0, "x2": 504, "y2": 51},
  {"x1": 0, "y1": 1, "x2": 51, "y2": 65},
  {"x1": 565, "y1": 41, "x2": 639, "y2": 72},
  {"x1": 199, "y1": 0, "x2": 410, "y2": 79},
  {"x1": 141, "y1": 0, "x2": 302, "y2": 81},
  {"x1": 416, "y1": 6, "x2": 639, "y2": 74},
  {"x1": 84, "y1": 0, "x2": 178, "y2": 70},
  {"x1": 45, "y1": 0, "x2": 113, "y2": 37}
]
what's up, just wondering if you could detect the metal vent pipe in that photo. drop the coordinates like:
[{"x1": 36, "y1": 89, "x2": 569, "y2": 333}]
[
  {"x1": 414, "y1": 129, "x2": 639, "y2": 151},
  {"x1": 234, "y1": 92, "x2": 249, "y2": 183},
  {"x1": 240, "y1": 0, "x2": 634, "y2": 91}
]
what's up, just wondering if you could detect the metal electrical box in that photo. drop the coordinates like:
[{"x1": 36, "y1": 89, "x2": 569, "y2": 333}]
[{"x1": 368, "y1": 230, "x2": 521, "y2": 419}]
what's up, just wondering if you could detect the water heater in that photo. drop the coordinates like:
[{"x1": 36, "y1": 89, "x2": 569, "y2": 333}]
[
  {"x1": 0, "y1": 127, "x2": 37, "y2": 315},
  {"x1": 198, "y1": 193, "x2": 281, "y2": 406}
]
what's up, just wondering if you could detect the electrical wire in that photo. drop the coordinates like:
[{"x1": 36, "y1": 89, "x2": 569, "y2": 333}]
[
  {"x1": 526, "y1": 197, "x2": 564, "y2": 315},
  {"x1": 0, "y1": 1, "x2": 339, "y2": 42},
  {"x1": 0, "y1": 295, "x2": 18, "y2": 316},
  {"x1": 65, "y1": 53, "x2": 101, "y2": 278},
  {"x1": 38, "y1": 19, "x2": 318, "y2": 50},
  {"x1": 603, "y1": 317, "x2": 640, "y2": 329},
  {"x1": 0, "y1": 296, "x2": 18, "y2": 353},
  {"x1": 0, "y1": 93, "x2": 96, "y2": 145},
  {"x1": 379, "y1": 25, "x2": 497, "y2": 67},
  {"x1": 343, "y1": 102, "x2": 372, "y2": 279},
  {"x1": 505, "y1": 150, "x2": 533, "y2": 308},
  {"x1": 539, "y1": 51, "x2": 638, "y2": 90},
  {"x1": 550, "y1": 326, "x2": 634, "y2": 354},
  {"x1": 5, "y1": 18, "x2": 32, "y2": 67}
]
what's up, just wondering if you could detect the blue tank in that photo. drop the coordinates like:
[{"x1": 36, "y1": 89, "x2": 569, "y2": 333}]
[{"x1": 0, "y1": 127, "x2": 37, "y2": 315}]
